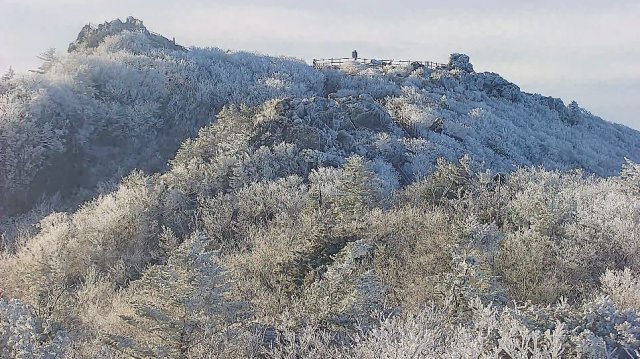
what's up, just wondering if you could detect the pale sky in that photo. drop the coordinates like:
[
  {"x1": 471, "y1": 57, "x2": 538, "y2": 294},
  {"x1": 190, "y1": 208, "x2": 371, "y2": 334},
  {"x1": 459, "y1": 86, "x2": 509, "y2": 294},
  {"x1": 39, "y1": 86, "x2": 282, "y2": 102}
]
[{"x1": 1, "y1": 0, "x2": 639, "y2": 129}]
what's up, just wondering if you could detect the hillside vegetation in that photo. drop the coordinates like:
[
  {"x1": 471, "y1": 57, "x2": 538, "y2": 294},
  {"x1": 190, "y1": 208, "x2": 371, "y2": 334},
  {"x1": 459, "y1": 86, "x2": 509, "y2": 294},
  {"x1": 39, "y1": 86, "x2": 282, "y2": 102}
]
[{"x1": 1, "y1": 18, "x2": 640, "y2": 358}]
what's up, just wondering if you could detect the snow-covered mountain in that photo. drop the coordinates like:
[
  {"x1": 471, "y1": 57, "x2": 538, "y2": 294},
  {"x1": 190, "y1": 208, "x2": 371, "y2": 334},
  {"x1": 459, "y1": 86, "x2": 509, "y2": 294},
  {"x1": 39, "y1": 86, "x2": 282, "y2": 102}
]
[
  {"x1": 1, "y1": 18, "x2": 637, "y2": 219},
  {"x1": 1, "y1": 18, "x2": 640, "y2": 358}
]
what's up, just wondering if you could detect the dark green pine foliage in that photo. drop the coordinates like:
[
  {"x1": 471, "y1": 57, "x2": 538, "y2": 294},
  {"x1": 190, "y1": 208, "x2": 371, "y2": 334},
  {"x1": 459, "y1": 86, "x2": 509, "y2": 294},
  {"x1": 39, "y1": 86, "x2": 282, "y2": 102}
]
[
  {"x1": 334, "y1": 155, "x2": 376, "y2": 223},
  {"x1": 280, "y1": 156, "x2": 378, "y2": 297},
  {"x1": 107, "y1": 232, "x2": 239, "y2": 359},
  {"x1": 567, "y1": 100, "x2": 582, "y2": 125}
]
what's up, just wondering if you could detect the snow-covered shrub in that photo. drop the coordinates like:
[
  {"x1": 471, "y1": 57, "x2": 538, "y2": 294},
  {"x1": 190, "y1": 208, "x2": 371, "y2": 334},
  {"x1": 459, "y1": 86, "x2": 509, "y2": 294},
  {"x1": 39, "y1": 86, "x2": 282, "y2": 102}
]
[
  {"x1": 0, "y1": 298, "x2": 69, "y2": 358},
  {"x1": 620, "y1": 158, "x2": 640, "y2": 195},
  {"x1": 0, "y1": 26, "x2": 324, "y2": 219},
  {"x1": 350, "y1": 306, "x2": 449, "y2": 358},
  {"x1": 2, "y1": 18, "x2": 640, "y2": 357},
  {"x1": 601, "y1": 268, "x2": 640, "y2": 312},
  {"x1": 105, "y1": 231, "x2": 250, "y2": 358},
  {"x1": 266, "y1": 325, "x2": 340, "y2": 359}
]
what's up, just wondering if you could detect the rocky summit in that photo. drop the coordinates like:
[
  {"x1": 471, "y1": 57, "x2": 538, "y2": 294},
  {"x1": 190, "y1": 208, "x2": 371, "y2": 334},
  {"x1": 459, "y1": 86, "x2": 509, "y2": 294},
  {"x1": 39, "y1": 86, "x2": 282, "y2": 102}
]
[{"x1": 68, "y1": 16, "x2": 186, "y2": 53}]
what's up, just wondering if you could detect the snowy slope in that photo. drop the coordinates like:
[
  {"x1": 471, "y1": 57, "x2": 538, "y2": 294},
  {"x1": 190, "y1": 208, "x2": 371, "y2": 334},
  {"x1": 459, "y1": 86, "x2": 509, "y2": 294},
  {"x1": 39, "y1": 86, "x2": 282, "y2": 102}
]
[
  {"x1": 2, "y1": 18, "x2": 640, "y2": 358},
  {"x1": 0, "y1": 17, "x2": 638, "y2": 218}
]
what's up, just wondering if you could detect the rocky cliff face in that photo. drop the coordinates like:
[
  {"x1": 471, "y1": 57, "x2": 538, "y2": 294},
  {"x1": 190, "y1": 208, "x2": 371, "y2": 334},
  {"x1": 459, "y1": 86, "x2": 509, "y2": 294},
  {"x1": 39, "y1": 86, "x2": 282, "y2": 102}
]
[{"x1": 68, "y1": 16, "x2": 186, "y2": 53}]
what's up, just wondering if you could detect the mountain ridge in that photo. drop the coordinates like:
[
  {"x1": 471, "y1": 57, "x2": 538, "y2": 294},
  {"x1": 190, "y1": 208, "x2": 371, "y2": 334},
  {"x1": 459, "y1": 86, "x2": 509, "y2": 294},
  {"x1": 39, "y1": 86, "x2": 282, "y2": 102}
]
[
  {"x1": 1, "y1": 17, "x2": 640, "y2": 358},
  {"x1": 1, "y1": 17, "x2": 638, "y2": 221}
]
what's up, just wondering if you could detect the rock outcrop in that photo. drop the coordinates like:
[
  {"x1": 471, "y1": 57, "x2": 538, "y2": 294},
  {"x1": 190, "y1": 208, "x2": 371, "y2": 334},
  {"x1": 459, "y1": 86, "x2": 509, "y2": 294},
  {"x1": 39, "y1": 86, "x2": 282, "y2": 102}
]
[
  {"x1": 448, "y1": 53, "x2": 474, "y2": 72},
  {"x1": 68, "y1": 16, "x2": 186, "y2": 53},
  {"x1": 480, "y1": 73, "x2": 523, "y2": 102}
]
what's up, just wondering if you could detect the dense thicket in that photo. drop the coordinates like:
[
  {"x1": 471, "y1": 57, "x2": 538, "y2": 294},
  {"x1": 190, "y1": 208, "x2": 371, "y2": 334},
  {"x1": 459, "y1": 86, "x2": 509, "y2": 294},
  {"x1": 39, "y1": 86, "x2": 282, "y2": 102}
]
[
  {"x1": 2, "y1": 23, "x2": 639, "y2": 224},
  {"x1": 1, "y1": 20, "x2": 640, "y2": 358},
  {"x1": 0, "y1": 31, "x2": 323, "y2": 219},
  {"x1": 2, "y1": 99, "x2": 640, "y2": 358}
]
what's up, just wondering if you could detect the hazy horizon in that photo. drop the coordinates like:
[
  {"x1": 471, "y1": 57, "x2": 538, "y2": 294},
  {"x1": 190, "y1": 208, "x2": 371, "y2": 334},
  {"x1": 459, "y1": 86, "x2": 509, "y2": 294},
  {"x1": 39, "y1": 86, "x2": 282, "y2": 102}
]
[{"x1": 1, "y1": 0, "x2": 638, "y2": 129}]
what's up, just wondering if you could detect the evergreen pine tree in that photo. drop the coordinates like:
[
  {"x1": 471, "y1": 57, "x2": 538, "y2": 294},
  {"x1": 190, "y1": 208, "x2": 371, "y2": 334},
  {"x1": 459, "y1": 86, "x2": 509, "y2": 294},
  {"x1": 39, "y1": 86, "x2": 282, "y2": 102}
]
[
  {"x1": 334, "y1": 155, "x2": 376, "y2": 223},
  {"x1": 567, "y1": 100, "x2": 581, "y2": 125},
  {"x1": 30, "y1": 48, "x2": 58, "y2": 74},
  {"x1": 1, "y1": 66, "x2": 14, "y2": 81},
  {"x1": 107, "y1": 232, "x2": 238, "y2": 358}
]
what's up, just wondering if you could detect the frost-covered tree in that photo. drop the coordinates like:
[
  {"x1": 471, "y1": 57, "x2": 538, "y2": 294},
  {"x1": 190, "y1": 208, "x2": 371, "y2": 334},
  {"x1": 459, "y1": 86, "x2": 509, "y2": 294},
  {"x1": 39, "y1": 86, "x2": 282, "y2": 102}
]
[
  {"x1": 567, "y1": 100, "x2": 582, "y2": 125},
  {"x1": 601, "y1": 268, "x2": 640, "y2": 312},
  {"x1": 0, "y1": 298, "x2": 69, "y2": 358},
  {"x1": 620, "y1": 157, "x2": 640, "y2": 194},
  {"x1": 106, "y1": 232, "x2": 243, "y2": 358},
  {"x1": 0, "y1": 24, "x2": 323, "y2": 219},
  {"x1": 297, "y1": 239, "x2": 384, "y2": 331},
  {"x1": 1, "y1": 66, "x2": 14, "y2": 81},
  {"x1": 30, "y1": 48, "x2": 58, "y2": 74},
  {"x1": 334, "y1": 155, "x2": 377, "y2": 223},
  {"x1": 2, "y1": 17, "x2": 640, "y2": 357}
]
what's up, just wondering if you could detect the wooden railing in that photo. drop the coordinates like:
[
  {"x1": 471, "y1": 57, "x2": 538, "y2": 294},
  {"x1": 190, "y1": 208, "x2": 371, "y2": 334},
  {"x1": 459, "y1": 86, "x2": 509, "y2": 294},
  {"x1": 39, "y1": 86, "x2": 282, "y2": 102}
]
[{"x1": 312, "y1": 58, "x2": 447, "y2": 70}]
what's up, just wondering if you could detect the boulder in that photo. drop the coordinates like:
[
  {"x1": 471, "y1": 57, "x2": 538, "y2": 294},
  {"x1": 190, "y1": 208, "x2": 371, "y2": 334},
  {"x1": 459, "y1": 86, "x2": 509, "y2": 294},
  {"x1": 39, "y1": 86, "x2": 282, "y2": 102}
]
[
  {"x1": 286, "y1": 125, "x2": 326, "y2": 150},
  {"x1": 429, "y1": 118, "x2": 444, "y2": 133},
  {"x1": 352, "y1": 110, "x2": 388, "y2": 130},
  {"x1": 535, "y1": 94, "x2": 571, "y2": 120},
  {"x1": 336, "y1": 130, "x2": 356, "y2": 151},
  {"x1": 448, "y1": 53, "x2": 474, "y2": 72}
]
